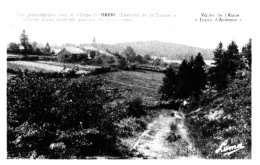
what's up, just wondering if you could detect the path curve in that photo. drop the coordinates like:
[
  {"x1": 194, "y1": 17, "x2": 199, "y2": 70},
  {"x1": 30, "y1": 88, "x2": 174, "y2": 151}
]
[{"x1": 132, "y1": 110, "x2": 201, "y2": 159}]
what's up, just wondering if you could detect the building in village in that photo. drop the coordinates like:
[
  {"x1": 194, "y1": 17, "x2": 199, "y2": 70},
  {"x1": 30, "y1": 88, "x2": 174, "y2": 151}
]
[
  {"x1": 52, "y1": 48, "x2": 62, "y2": 55},
  {"x1": 57, "y1": 46, "x2": 88, "y2": 62},
  {"x1": 56, "y1": 37, "x2": 115, "y2": 62}
]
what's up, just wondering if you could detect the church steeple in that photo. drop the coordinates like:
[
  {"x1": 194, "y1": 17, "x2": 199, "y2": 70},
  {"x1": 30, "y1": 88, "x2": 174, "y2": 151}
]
[{"x1": 92, "y1": 36, "x2": 97, "y2": 49}]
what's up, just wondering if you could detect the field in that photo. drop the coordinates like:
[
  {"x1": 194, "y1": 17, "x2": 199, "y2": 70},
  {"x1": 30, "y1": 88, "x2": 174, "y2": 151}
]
[
  {"x1": 37, "y1": 61, "x2": 101, "y2": 71},
  {"x1": 99, "y1": 70, "x2": 164, "y2": 106},
  {"x1": 8, "y1": 62, "x2": 49, "y2": 72},
  {"x1": 7, "y1": 61, "x2": 94, "y2": 74},
  {"x1": 8, "y1": 61, "x2": 70, "y2": 72},
  {"x1": 7, "y1": 60, "x2": 165, "y2": 105}
]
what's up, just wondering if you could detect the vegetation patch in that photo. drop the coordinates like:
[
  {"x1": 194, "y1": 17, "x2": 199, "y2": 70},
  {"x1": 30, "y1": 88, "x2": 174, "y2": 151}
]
[{"x1": 186, "y1": 71, "x2": 251, "y2": 159}]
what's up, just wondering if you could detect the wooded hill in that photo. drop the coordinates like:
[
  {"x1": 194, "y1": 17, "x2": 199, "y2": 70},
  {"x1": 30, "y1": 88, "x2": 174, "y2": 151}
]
[{"x1": 79, "y1": 40, "x2": 214, "y2": 60}]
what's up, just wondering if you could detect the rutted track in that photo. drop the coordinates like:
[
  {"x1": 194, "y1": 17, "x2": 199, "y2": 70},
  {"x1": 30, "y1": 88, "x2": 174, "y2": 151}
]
[{"x1": 131, "y1": 110, "x2": 201, "y2": 159}]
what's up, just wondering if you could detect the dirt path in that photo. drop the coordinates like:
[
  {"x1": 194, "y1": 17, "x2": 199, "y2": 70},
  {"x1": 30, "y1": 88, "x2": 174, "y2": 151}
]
[{"x1": 132, "y1": 110, "x2": 201, "y2": 159}]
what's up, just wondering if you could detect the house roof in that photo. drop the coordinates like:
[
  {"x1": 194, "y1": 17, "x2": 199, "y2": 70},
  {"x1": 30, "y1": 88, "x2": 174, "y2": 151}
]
[
  {"x1": 58, "y1": 46, "x2": 115, "y2": 57},
  {"x1": 99, "y1": 50, "x2": 114, "y2": 57},
  {"x1": 64, "y1": 47, "x2": 85, "y2": 54},
  {"x1": 52, "y1": 48, "x2": 62, "y2": 54},
  {"x1": 82, "y1": 46, "x2": 114, "y2": 56},
  {"x1": 82, "y1": 46, "x2": 98, "y2": 51}
]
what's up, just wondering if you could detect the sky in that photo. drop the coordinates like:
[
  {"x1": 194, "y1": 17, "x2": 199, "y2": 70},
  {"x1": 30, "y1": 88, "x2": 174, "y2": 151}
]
[{"x1": 4, "y1": 0, "x2": 254, "y2": 49}]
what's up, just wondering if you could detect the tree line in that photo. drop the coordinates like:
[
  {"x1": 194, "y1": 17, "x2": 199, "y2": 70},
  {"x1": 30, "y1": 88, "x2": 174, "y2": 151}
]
[
  {"x1": 159, "y1": 53, "x2": 207, "y2": 102},
  {"x1": 209, "y1": 40, "x2": 251, "y2": 90},
  {"x1": 7, "y1": 30, "x2": 53, "y2": 57},
  {"x1": 112, "y1": 46, "x2": 168, "y2": 70},
  {"x1": 7, "y1": 30, "x2": 167, "y2": 69},
  {"x1": 159, "y1": 39, "x2": 252, "y2": 104}
]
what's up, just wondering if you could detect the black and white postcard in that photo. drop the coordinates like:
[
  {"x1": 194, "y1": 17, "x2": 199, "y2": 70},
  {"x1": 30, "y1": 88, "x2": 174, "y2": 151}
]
[{"x1": 2, "y1": 0, "x2": 258, "y2": 162}]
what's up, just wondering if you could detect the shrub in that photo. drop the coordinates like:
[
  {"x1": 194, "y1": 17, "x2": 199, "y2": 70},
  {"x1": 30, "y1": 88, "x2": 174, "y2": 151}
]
[
  {"x1": 170, "y1": 122, "x2": 178, "y2": 132},
  {"x1": 62, "y1": 66, "x2": 78, "y2": 78},
  {"x1": 116, "y1": 117, "x2": 147, "y2": 137},
  {"x1": 91, "y1": 66, "x2": 111, "y2": 75},
  {"x1": 7, "y1": 72, "x2": 123, "y2": 158},
  {"x1": 126, "y1": 97, "x2": 146, "y2": 118},
  {"x1": 166, "y1": 122, "x2": 181, "y2": 143}
]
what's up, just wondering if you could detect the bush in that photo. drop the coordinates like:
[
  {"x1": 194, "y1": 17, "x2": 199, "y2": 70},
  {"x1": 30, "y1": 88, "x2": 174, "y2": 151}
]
[
  {"x1": 7, "y1": 72, "x2": 123, "y2": 158},
  {"x1": 62, "y1": 66, "x2": 78, "y2": 78},
  {"x1": 170, "y1": 122, "x2": 178, "y2": 132},
  {"x1": 116, "y1": 117, "x2": 147, "y2": 137},
  {"x1": 91, "y1": 66, "x2": 111, "y2": 75},
  {"x1": 166, "y1": 122, "x2": 182, "y2": 143},
  {"x1": 126, "y1": 97, "x2": 146, "y2": 118}
]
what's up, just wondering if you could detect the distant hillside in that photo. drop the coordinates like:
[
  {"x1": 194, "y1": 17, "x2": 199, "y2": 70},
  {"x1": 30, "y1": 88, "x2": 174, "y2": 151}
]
[{"x1": 80, "y1": 41, "x2": 214, "y2": 60}]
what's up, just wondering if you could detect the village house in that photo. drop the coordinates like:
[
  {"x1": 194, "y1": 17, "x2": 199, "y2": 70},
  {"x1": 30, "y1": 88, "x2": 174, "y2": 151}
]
[
  {"x1": 57, "y1": 46, "x2": 88, "y2": 62},
  {"x1": 52, "y1": 48, "x2": 62, "y2": 56}
]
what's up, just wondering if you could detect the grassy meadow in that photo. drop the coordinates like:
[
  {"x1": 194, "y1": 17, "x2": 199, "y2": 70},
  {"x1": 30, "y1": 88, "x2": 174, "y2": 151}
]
[{"x1": 99, "y1": 70, "x2": 164, "y2": 106}]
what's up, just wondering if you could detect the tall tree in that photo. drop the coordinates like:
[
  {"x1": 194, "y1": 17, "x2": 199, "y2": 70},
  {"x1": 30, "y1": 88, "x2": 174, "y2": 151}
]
[
  {"x1": 20, "y1": 30, "x2": 30, "y2": 58},
  {"x1": 209, "y1": 41, "x2": 241, "y2": 90},
  {"x1": 225, "y1": 41, "x2": 240, "y2": 77},
  {"x1": 242, "y1": 39, "x2": 252, "y2": 69},
  {"x1": 192, "y1": 53, "x2": 207, "y2": 100},
  {"x1": 189, "y1": 56, "x2": 195, "y2": 68},
  {"x1": 159, "y1": 54, "x2": 207, "y2": 102},
  {"x1": 177, "y1": 59, "x2": 193, "y2": 99},
  {"x1": 159, "y1": 67, "x2": 179, "y2": 101},
  {"x1": 44, "y1": 42, "x2": 51, "y2": 55},
  {"x1": 213, "y1": 42, "x2": 224, "y2": 66},
  {"x1": 123, "y1": 46, "x2": 136, "y2": 63},
  {"x1": 209, "y1": 42, "x2": 228, "y2": 90}
]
